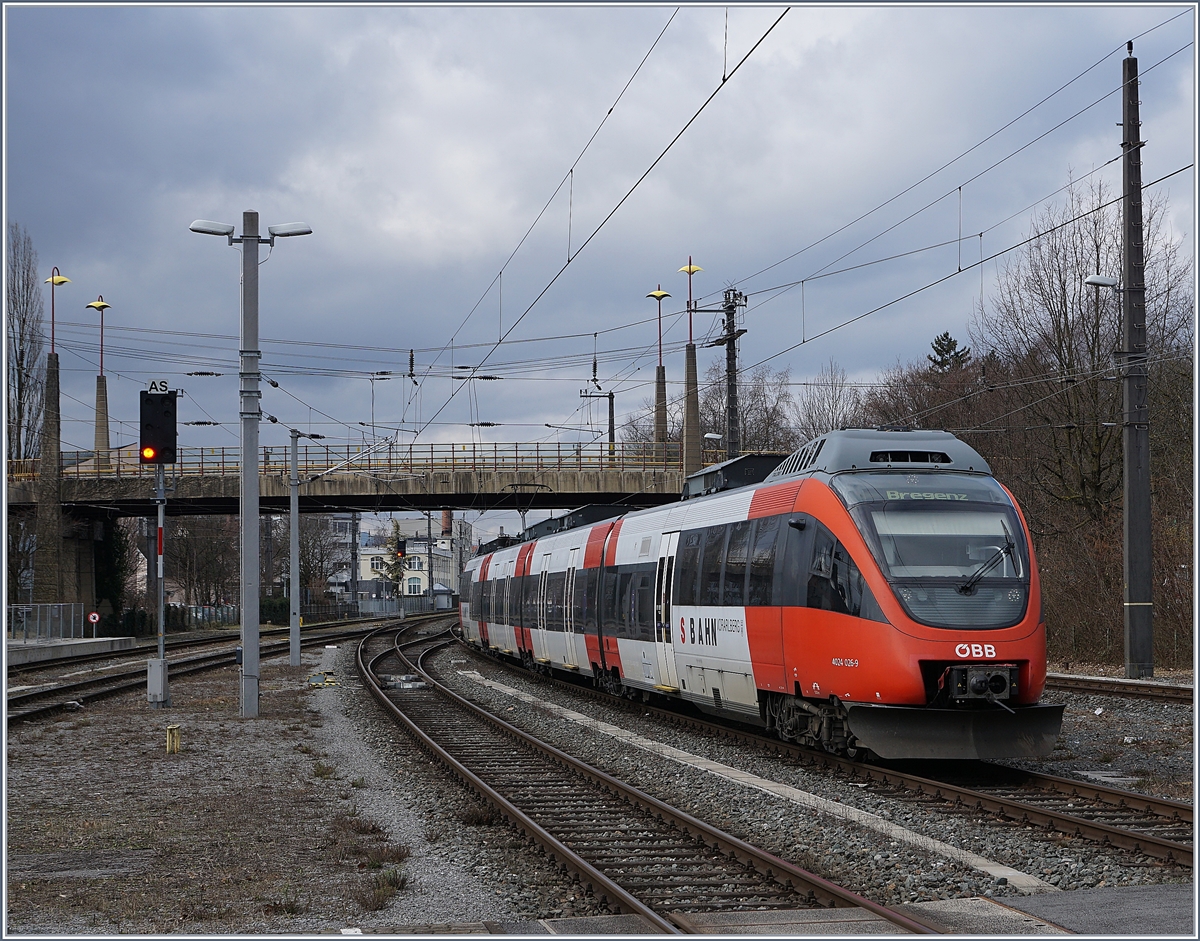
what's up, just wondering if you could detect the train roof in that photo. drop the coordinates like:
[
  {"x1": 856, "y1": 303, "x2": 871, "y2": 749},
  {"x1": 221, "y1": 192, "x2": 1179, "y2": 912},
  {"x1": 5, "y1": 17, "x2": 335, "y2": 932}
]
[
  {"x1": 471, "y1": 430, "x2": 991, "y2": 560},
  {"x1": 765, "y1": 428, "x2": 990, "y2": 481}
]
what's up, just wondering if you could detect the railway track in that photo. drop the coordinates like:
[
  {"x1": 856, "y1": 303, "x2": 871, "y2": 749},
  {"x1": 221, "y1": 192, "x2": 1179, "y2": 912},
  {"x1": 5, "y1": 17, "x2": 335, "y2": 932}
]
[
  {"x1": 5, "y1": 615, "x2": 417, "y2": 678},
  {"x1": 461, "y1": 640, "x2": 1193, "y2": 870},
  {"x1": 1045, "y1": 672, "x2": 1194, "y2": 703},
  {"x1": 358, "y1": 622, "x2": 936, "y2": 935},
  {"x1": 5, "y1": 617, "x2": 432, "y2": 726}
]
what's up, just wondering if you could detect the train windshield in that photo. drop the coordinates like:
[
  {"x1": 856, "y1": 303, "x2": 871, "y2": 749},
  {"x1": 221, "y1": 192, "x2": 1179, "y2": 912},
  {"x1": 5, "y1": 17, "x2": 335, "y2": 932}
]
[{"x1": 832, "y1": 472, "x2": 1030, "y2": 630}]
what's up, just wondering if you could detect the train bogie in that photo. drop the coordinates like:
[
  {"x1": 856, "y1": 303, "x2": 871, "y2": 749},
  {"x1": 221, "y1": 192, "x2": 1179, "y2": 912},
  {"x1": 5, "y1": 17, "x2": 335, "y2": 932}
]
[{"x1": 459, "y1": 429, "x2": 1063, "y2": 761}]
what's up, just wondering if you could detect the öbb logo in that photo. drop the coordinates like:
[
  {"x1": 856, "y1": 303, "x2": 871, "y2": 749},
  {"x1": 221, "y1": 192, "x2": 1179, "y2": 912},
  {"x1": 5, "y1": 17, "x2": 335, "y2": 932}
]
[{"x1": 956, "y1": 643, "x2": 996, "y2": 658}]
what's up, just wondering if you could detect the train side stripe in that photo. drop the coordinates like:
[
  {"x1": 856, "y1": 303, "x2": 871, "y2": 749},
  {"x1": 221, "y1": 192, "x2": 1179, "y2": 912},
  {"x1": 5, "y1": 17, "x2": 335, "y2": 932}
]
[
  {"x1": 584, "y1": 522, "x2": 614, "y2": 569},
  {"x1": 603, "y1": 520, "x2": 624, "y2": 568},
  {"x1": 749, "y1": 480, "x2": 804, "y2": 519},
  {"x1": 516, "y1": 542, "x2": 536, "y2": 577}
]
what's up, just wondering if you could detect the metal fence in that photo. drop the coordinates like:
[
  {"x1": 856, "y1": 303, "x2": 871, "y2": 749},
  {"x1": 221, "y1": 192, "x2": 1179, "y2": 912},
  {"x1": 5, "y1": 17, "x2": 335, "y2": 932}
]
[
  {"x1": 301, "y1": 596, "x2": 435, "y2": 622},
  {"x1": 9, "y1": 441, "x2": 687, "y2": 483},
  {"x1": 6, "y1": 603, "x2": 89, "y2": 642},
  {"x1": 178, "y1": 604, "x2": 240, "y2": 629}
]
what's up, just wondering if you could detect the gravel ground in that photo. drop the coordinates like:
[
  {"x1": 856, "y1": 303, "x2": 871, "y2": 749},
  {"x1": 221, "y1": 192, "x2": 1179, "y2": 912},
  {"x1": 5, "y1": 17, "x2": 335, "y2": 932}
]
[
  {"x1": 997, "y1": 694, "x2": 1194, "y2": 802},
  {"x1": 4, "y1": 641, "x2": 595, "y2": 935},
  {"x1": 429, "y1": 644, "x2": 1193, "y2": 910},
  {"x1": 4, "y1": 639, "x2": 1192, "y2": 934},
  {"x1": 1048, "y1": 660, "x2": 1194, "y2": 684}
]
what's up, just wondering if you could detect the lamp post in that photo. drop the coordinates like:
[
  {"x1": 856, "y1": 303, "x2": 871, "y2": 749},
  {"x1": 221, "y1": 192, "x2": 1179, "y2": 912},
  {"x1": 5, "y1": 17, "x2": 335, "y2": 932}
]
[
  {"x1": 44, "y1": 268, "x2": 70, "y2": 354},
  {"x1": 86, "y1": 296, "x2": 112, "y2": 467},
  {"x1": 678, "y1": 258, "x2": 702, "y2": 475},
  {"x1": 33, "y1": 269, "x2": 70, "y2": 604},
  {"x1": 647, "y1": 287, "x2": 671, "y2": 462},
  {"x1": 190, "y1": 213, "x2": 311, "y2": 716}
]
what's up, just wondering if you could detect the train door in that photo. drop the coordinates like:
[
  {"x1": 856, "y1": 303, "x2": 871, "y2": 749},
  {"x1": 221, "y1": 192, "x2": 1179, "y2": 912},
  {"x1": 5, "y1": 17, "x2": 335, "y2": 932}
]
[
  {"x1": 563, "y1": 548, "x2": 579, "y2": 668},
  {"x1": 535, "y1": 555, "x2": 549, "y2": 650},
  {"x1": 655, "y1": 532, "x2": 681, "y2": 691}
]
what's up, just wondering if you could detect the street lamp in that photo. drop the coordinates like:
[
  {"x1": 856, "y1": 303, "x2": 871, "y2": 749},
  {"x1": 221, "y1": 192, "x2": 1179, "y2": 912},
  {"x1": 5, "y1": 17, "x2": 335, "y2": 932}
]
[
  {"x1": 190, "y1": 212, "x2": 311, "y2": 717},
  {"x1": 678, "y1": 258, "x2": 703, "y2": 475},
  {"x1": 44, "y1": 268, "x2": 70, "y2": 353},
  {"x1": 647, "y1": 287, "x2": 671, "y2": 459},
  {"x1": 85, "y1": 296, "x2": 111, "y2": 375},
  {"x1": 85, "y1": 296, "x2": 113, "y2": 467}
]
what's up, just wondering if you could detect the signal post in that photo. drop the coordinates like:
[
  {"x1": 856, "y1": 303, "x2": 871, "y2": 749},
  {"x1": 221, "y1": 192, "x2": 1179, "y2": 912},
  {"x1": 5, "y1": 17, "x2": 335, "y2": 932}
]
[{"x1": 140, "y1": 383, "x2": 177, "y2": 707}]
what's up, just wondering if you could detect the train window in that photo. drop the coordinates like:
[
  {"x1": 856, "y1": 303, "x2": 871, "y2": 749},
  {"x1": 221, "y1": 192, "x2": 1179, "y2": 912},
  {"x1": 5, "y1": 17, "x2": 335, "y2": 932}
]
[
  {"x1": 483, "y1": 578, "x2": 494, "y2": 621},
  {"x1": 632, "y1": 563, "x2": 656, "y2": 640},
  {"x1": 602, "y1": 569, "x2": 620, "y2": 635},
  {"x1": 776, "y1": 517, "x2": 811, "y2": 608},
  {"x1": 476, "y1": 576, "x2": 484, "y2": 616},
  {"x1": 808, "y1": 526, "x2": 848, "y2": 614},
  {"x1": 572, "y1": 568, "x2": 587, "y2": 631},
  {"x1": 584, "y1": 567, "x2": 600, "y2": 634},
  {"x1": 675, "y1": 530, "x2": 703, "y2": 605},
  {"x1": 701, "y1": 525, "x2": 726, "y2": 606},
  {"x1": 617, "y1": 569, "x2": 634, "y2": 637},
  {"x1": 806, "y1": 522, "x2": 884, "y2": 621},
  {"x1": 747, "y1": 516, "x2": 780, "y2": 606},
  {"x1": 723, "y1": 520, "x2": 750, "y2": 606},
  {"x1": 523, "y1": 574, "x2": 538, "y2": 627},
  {"x1": 546, "y1": 571, "x2": 566, "y2": 631}
]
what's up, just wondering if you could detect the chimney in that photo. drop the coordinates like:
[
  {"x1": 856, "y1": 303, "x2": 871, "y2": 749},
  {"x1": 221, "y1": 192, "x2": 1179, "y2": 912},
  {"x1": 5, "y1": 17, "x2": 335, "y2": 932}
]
[{"x1": 441, "y1": 509, "x2": 452, "y2": 537}]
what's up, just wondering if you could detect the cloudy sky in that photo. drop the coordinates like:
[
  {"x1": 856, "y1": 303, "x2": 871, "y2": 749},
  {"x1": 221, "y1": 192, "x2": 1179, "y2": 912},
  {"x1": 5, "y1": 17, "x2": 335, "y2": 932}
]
[{"x1": 5, "y1": 3, "x2": 1195, "y2": 536}]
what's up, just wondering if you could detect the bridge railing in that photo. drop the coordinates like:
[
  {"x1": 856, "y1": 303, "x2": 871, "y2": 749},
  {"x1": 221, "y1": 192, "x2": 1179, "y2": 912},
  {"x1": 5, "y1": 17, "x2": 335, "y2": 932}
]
[{"x1": 9, "y1": 441, "x2": 685, "y2": 482}]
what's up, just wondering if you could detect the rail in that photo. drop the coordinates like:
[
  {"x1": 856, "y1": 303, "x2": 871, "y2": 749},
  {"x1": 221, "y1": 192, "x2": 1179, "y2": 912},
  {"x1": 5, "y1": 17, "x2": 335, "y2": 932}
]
[
  {"x1": 1045, "y1": 672, "x2": 1194, "y2": 703},
  {"x1": 8, "y1": 441, "x2": 691, "y2": 483}
]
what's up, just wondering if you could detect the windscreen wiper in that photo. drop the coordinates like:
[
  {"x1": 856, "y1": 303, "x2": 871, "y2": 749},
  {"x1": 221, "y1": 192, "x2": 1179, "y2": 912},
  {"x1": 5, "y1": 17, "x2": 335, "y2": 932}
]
[{"x1": 957, "y1": 540, "x2": 1014, "y2": 595}]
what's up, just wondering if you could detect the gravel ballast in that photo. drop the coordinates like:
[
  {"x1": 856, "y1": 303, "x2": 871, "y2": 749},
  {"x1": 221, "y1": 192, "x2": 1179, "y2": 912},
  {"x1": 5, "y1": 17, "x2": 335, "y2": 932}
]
[{"x1": 429, "y1": 644, "x2": 1192, "y2": 909}]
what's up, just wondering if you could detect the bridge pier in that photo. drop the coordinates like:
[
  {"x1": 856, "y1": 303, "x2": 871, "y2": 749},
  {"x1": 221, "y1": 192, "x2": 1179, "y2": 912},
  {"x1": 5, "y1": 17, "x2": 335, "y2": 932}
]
[{"x1": 32, "y1": 353, "x2": 63, "y2": 603}]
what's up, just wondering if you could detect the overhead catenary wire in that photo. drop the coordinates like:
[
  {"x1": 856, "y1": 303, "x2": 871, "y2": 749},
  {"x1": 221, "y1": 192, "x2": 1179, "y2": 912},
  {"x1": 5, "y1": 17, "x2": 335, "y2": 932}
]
[
  {"x1": 414, "y1": 8, "x2": 790, "y2": 440},
  {"x1": 422, "y1": 9, "x2": 682, "y2": 378},
  {"x1": 710, "y1": 12, "x2": 1194, "y2": 303}
]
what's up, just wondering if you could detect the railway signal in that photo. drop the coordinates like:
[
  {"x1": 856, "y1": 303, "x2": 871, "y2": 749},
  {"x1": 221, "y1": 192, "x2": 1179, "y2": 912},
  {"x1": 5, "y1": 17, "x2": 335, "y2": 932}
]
[
  {"x1": 139, "y1": 390, "x2": 178, "y2": 464},
  {"x1": 395, "y1": 540, "x2": 407, "y2": 559}
]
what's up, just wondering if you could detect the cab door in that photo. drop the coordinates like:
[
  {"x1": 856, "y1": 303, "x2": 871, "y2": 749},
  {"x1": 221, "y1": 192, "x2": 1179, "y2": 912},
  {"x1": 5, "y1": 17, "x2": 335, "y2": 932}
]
[{"x1": 654, "y1": 532, "x2": 681, "y2": 691}]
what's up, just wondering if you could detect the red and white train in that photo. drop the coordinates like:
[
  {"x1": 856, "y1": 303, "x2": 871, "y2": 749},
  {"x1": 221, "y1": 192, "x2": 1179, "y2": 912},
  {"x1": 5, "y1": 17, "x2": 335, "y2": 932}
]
[{"x1": 460, "y1": 429, "x2": 1063, "y2": 760}]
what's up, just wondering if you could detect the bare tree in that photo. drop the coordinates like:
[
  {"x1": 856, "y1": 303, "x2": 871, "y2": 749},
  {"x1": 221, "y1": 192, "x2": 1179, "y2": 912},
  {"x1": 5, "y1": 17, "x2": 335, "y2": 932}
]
[
  {"x1": 698, "y1": 361, "x2": 800, "y2": 452},
  {"x1": 166, "y1": 516, "x2": 240, "y2": 606},
  {"x1": 6, "y1": 222, "x2": 45, "y2": 462},
  {"x1": 299, "y1": 515, "x2": 349, "y2": 600},
  {"x1": 793, "y1": 359, "x2": 867, "y2": 441},
  {"x1": 6, "y1": 223, "x2": 46, "y2": 603},
  {"x1": 969, "y1": 179, "x2": 1191, "y2": 520},
  {"x1": 862, "y1": 180, "x2": 1193, "y2": 666}
]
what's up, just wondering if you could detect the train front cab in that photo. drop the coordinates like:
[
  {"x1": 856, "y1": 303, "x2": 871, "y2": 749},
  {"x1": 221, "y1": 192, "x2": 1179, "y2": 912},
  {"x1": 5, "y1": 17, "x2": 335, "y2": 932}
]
[{"x1": 780, "y1": 471, "x2": 1062, "y2": 759}]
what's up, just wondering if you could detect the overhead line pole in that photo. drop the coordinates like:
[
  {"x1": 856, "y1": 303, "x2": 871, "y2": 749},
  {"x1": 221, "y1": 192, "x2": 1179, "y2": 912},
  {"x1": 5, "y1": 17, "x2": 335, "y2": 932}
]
[
  {"x1": 1121, "y1": 42, "x2": 1153, "y2": 678},
  {"x1": 721, "y1": 288, "x2": 747, "y2": 459},
  {"x1": 239, "y1": 211, "x2": 263, "y2": 717},
  {"x1": 290, "y1": 429, "x2": 301, "y2": 667}
]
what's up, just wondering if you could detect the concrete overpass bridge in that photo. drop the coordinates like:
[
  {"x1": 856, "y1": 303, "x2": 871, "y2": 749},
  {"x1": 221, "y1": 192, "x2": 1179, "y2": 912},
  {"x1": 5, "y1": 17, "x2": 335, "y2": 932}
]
[{"x1": 8, "y1": 441, "x2": 689, "y2": 518}]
